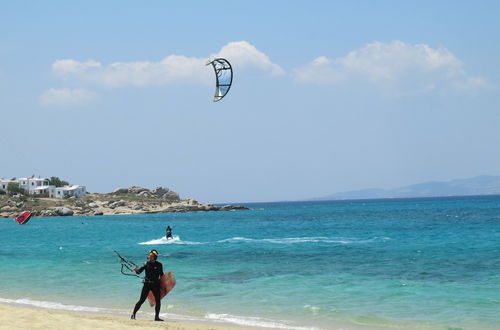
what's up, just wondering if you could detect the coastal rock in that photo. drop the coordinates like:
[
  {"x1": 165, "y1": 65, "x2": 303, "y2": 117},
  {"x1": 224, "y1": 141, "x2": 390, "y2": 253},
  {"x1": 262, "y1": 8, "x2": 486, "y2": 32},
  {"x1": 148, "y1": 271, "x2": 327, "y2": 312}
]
[
  {"x1": 113, "y1": 186, "x2": 148, "y2": 195},
  {"x1": 42, "y1": 210, "x2": 57, "y2": 217},
  {"x1": 139, "y1": 191, "x2": 153, "y2": 197},
  {"x1": 111, "y1": 185, "x2": 180, "y2": 201},
  {"x1": 128, "y1": 186, "x2": 149, "y2": 194},
  {"x1": 203, "y1": 205, "x2": 218, "y2": 211},
  {"x1": 163, "y1": 191, "x2": 180, "y2": 201},
  {"x1": 113, "y1": 188, "x2": 129, "y2": 194},
  {"x1": 186, "y1": 198, "x2": 199, "y2": 205},
  {"x1": 55, "y1": 207, "x2": 73, "y2": 216},
  {"x1": 152, "y1": 186, "x2": 169, "y2": 197},
  {"x1": 219, "y1": 205, "x2": 249, "y2": 211}
]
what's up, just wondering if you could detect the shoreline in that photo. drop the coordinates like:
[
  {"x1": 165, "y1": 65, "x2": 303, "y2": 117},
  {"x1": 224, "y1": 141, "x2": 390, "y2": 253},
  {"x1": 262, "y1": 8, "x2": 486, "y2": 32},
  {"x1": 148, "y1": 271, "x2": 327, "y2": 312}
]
[{"x1": 0, "y1": 303, "x2": 252, "y2": 330}]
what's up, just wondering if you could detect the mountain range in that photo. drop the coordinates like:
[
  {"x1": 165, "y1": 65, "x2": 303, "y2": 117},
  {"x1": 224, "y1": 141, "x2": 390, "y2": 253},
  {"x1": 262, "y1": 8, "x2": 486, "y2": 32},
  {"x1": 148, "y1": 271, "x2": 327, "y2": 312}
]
[{"x1": 315, "y1": 175, "x2": 500, "y2": 201}]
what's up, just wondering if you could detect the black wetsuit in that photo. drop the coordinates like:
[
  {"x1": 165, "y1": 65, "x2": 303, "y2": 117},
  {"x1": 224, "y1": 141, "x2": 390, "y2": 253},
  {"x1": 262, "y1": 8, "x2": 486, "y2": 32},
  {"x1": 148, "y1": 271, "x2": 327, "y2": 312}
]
[
  {"x1": 132, "y1": 261, "x2": 164, "y2": 319},
  {"x1": 166, "y1": 227, "x2": 172, "y2": 239}
]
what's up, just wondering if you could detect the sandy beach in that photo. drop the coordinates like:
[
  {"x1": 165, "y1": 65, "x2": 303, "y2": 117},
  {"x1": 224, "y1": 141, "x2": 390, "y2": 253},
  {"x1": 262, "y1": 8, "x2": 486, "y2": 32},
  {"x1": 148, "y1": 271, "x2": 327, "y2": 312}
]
[{"x1": 0, "y1": 304, "x2": 246, "y2": 330}]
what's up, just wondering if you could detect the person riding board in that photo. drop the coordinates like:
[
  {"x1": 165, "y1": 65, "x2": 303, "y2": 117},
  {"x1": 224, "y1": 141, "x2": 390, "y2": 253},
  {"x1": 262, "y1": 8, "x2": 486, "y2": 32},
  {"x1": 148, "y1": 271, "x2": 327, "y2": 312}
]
[
  {"x1": 131, "y1": 249, "x2": 164, "y2": 321},
  {"x1": 166, "y1": 225, "x2": 172, "y2": 240}
]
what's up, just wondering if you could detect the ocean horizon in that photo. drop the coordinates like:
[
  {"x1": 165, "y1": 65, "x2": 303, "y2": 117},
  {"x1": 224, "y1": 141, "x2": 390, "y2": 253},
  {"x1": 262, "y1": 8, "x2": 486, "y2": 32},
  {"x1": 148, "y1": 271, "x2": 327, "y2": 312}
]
[{"x1": 1, "y1": 196, "x2": 499, "y2": 329}]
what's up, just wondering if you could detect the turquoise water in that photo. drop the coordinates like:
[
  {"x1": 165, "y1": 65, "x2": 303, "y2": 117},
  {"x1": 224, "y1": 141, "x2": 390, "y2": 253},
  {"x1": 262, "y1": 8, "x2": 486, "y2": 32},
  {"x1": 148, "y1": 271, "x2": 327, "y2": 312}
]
[{"x1": 1, "y1": 196, "x2": 500, "y2": 329}]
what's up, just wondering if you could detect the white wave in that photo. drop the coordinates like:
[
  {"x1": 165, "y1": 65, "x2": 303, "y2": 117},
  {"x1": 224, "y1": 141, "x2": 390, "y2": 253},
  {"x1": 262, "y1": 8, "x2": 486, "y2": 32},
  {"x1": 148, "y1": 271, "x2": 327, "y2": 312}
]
[
  {"x1": 138, "y1": 235, "x2": 204, "y2": 245},
  {"x1": 217, "y1": 236, "x2": 391, "y2": 245},
  {"x1": 205, "y1": 313, "x2": 318, "y2": 330},
  {"x1": 303, "y1": 305, "x2": 321, "y2": 315},
  {"x1": 0, "y1": 297, "x2": 109, "y2": 313},
  {"x1": 0, "y1": 297, "x2": 318, "y2": 329},
  {"x1": 138, "y1": 235, "x2": 392, "y2": 246},
  {"x1": 217, "y1": 237, "x2": 255, "y2": 243}
]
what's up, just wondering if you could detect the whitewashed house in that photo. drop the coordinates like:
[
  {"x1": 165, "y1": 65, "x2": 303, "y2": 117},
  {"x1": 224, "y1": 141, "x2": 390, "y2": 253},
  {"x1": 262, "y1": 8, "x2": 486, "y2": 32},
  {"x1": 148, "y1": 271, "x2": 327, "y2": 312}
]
[
  {"x1": 51, "y1": 185, "x2": 87, "y2": 199},
  {"x1": 18, "y1": 177, "x2": 51, "y2": 195},
  {"x1": 1, "y1": 176, "x2": 86, "y2": 198},
  {"x1": 0, "y1": 178, "x2": 14, "y2": 192},
  {"x1": 33, "y1": 185, "x2": 53, "y2": 196}
]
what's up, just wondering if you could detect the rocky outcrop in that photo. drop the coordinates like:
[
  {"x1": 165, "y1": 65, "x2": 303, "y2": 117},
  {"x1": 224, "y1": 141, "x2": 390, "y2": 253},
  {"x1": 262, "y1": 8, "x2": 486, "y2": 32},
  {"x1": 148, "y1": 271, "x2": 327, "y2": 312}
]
[
  {"x1": 0, "y1": 186, "x2": 248, "y2": 218},
  {"x1": 113, "y1": 186, "x2": 180, "y2": 201}
]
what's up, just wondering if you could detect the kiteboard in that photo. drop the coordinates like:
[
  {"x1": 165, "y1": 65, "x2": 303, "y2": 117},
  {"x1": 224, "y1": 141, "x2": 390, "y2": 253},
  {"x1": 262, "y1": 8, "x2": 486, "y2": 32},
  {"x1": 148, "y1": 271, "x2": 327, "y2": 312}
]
[
  {"x1": 14, "y1": 211, "x2": 32, "y2": 225},
  {"x1": 148, "y1": 271, "x2": 176, "y2": 306}
]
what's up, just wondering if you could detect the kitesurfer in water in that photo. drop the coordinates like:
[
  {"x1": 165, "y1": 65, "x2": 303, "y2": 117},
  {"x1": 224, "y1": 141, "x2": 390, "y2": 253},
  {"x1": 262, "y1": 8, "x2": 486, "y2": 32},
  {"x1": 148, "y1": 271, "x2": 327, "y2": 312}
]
[
  {"x1": 166, "y1": 225, "x2": 172, "y2": 240},
  {"x1": 131, "y1": 249, "x2": 164, "y2": 321}
]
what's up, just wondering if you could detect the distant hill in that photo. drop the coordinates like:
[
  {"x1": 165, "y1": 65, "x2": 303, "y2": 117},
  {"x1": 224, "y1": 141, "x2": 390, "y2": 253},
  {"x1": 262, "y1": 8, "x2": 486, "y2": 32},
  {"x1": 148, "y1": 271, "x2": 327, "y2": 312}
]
[{"x1": 315, "y1": 175, "x2": 500, "y2": 201}]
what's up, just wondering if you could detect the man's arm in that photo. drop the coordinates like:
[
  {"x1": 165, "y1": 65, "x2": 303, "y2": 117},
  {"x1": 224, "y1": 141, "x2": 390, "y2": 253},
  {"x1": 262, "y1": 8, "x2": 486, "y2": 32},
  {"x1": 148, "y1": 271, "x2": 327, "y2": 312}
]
[
  {"x1": 159, "y1": 263, "x2": 164, "y2": 277},
  {"x1": 134, "y1": 263, "x2": 146, "y2": 274}
]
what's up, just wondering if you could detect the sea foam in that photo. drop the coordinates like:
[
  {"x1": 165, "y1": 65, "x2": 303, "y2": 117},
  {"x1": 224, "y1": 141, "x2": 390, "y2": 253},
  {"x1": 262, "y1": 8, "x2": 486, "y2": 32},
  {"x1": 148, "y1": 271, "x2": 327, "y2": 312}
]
[
  {"x1": 205, "y1": 313, "x2": 318, "y2": 330},
  {"x1": 0, "y1": 297, "x2": 110, "y2": 313},
  {"x1": 138, "y1": 236, "x2": 204, "y2": 245},
  {"x1": 216, "y1": 236, "x2": 390, "y2": 245}
]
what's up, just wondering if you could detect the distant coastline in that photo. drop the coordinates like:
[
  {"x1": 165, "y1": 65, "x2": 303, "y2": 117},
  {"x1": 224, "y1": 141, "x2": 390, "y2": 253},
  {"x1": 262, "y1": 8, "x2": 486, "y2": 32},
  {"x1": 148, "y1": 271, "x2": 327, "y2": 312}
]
[{"x1": 313, "y1": 175, "x2": 500, "y2": 201}]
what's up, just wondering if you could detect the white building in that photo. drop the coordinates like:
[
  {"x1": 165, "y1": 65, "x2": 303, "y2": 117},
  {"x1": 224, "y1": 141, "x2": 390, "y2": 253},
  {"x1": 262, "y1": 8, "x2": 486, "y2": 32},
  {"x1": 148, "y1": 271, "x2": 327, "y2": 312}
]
[
  {"x1": 51, "y1": 185, "x2": 87, "y2": 199},
  {"x1": 33, "y1": 185, "x2": 53, "y2": 196},
  {"x1": 0, "y1": 178, "x2": 15, "y2": 192},
  {"x1": 18, "y1": 177, "x2": 51, "y2": 195},
  {"x1": 1, "y1": 176, "x2": 86, "y2": 198}
]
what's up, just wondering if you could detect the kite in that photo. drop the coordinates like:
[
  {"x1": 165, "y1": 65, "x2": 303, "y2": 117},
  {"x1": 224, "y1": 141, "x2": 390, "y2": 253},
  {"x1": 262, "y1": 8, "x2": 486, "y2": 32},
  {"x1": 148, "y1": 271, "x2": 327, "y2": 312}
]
[{"x1": 207, "y1": 58, "x2": 233, "y2": 102}]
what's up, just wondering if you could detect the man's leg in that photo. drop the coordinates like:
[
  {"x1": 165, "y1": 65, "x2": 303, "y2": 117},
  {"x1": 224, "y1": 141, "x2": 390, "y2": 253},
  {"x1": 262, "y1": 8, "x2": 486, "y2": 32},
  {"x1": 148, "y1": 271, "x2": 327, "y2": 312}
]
[
  {"x1": 132, "y1": 285, "x2": 150, "y2": 318},
  {"x1": 152, "y1": 285, "x2": 163, "y2": 321}
]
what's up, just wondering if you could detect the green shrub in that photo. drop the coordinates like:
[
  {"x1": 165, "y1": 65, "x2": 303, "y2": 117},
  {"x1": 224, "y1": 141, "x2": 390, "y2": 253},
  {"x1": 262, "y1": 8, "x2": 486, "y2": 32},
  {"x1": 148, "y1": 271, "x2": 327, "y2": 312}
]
[
  {"x1": 48, "y1": 177, "x2": 69, "y2": 187},
  {"x1": 7, "y1": 182, "x2": 25, "y2": 195}
]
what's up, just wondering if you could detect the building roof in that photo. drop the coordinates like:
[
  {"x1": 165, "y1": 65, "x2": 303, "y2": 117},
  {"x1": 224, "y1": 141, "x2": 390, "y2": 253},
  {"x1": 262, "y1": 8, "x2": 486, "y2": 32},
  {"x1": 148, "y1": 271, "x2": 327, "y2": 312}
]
[
  {"x1": 56, "y1": 185, "x2": 85, "y2": 191},
  {"x1": 33, "y1": 186, "x2": 50, "y2": 191},
  {"x1": 19, "y1": 177, "x2": 48, "y2": 182}
]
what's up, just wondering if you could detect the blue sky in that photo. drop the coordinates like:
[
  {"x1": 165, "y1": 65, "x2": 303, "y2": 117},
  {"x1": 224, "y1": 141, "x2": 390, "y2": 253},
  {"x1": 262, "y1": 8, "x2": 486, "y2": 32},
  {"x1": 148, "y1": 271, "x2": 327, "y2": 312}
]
[{"x1": 1, "y1": 1, "x2": 499, "y2": 202}]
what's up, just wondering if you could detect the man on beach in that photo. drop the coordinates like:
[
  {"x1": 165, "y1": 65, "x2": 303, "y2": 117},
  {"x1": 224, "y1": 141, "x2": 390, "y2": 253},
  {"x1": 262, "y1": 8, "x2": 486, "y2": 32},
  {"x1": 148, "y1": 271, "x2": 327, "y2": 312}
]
[{"x1": 131, "y1": 249, "x2": 164, "y2": 321}]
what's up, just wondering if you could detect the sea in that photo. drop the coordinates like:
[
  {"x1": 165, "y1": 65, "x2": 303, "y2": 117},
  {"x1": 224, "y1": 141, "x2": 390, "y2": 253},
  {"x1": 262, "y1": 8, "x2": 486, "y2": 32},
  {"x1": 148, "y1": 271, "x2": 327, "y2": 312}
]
[{"x1": 1, "y1": 196, "x2": 499, "y2": 329}]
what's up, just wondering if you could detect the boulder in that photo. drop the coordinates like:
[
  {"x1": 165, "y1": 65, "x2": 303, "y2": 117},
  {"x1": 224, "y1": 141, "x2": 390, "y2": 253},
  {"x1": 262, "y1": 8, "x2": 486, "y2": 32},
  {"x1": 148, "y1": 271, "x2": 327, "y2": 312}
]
[
  {"x1": 152, "y1": 187, "x2": 169, "y2": 197},
  {"x1": 55, "y1": 207, "x2": 74, "y2": 216},
  {"x1": 163, "y1": 191, "x2": 180, "y2": 201},
  {"x1": 186, "y1": 198, "x2": 199, "y2": 205},
  {"x1": 42, "y1": 210, "x2": 58, "y2": 217},
  {"x1": 115, "y1": 200, "x2": 127, "y2": 207},
  {"x1": 128, "y1": 186, "x2": 149, "y2": 195},
  {"x1": 219, "y1": 205, "x2": 249, "y2": 211}
]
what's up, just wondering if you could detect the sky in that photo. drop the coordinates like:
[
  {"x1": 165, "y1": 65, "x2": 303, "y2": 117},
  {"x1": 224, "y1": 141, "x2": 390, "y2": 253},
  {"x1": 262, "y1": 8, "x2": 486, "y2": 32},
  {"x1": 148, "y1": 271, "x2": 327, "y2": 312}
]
[{"x1": 1, "y1": 1, "x2": 499, "y2": 203}]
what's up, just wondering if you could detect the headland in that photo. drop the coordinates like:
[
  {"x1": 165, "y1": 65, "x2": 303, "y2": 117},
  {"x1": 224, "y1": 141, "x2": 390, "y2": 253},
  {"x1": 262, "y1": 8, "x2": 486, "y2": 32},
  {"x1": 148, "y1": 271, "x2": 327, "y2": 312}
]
[{"x1": 0, "y1": 186, "x2": 247, "y2": 218}]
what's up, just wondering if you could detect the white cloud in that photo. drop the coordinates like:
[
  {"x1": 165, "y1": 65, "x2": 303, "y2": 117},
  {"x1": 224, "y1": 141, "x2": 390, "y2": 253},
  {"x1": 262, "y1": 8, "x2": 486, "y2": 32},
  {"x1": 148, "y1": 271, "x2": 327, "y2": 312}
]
[
  {"x1": 40, "y1": 88, "x2": 97, "y2": 106},
  {"x1": 294, "y1": 41, "x2": 488, "y2": 92},
  {"x1": 213, "y1": 41, "x2": 285, "y2": 76},
  {"x1": 51, "y1": 41, "x2": 283, "y2": 88}
]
